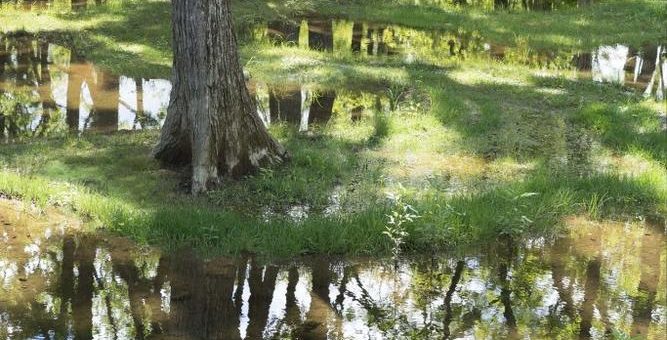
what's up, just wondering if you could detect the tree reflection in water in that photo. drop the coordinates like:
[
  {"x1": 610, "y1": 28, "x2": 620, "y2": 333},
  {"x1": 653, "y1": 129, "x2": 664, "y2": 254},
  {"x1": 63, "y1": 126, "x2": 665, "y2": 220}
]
[
  {"x1": 0, "y1": 33, "x2": 171, "y2": 139},
  {"x1": 0, "y1": 202, "x2": 666, "y2": 340}
]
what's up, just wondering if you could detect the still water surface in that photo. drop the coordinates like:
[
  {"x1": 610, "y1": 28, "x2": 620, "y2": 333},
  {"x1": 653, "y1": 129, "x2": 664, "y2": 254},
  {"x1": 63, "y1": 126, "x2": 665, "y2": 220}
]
[
  {"x1": 1, "y1": 20, "x2": 661, "y2": 139},
  {"x1": 1, "y1": 201, "x2": 665, "y2": 339}
]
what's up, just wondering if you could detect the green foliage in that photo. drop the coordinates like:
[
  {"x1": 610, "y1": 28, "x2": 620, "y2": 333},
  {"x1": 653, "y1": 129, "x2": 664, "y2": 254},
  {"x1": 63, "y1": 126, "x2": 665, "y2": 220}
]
[{"x1": 383, "y1": 193, "x2": 420, "y2": 259}]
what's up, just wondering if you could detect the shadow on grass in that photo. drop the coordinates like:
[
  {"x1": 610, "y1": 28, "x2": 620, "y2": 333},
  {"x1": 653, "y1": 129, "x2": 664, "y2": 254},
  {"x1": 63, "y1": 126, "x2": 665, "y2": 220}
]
[{"x1": 315, "y1": 0, "x2": 667, "y2": 51}]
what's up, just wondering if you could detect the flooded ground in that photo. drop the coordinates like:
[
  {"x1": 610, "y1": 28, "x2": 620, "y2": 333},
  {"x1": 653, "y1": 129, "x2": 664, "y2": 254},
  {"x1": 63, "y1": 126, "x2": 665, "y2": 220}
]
[
  {"x1": 0, "y1": 0, "x2": 590, "y2": 12},
  {"x1": 1, "y1": 3, "x2": 666, "y2": 339},
  {"x1": 1, "y1": 20, "x2": 663, "y2": 139},
  {"x1": 1, "y1": 200, "x2": 665, "y2": 339},
  {"x1": 0, "y1": 33, "x2": 171, "y2": 137}
]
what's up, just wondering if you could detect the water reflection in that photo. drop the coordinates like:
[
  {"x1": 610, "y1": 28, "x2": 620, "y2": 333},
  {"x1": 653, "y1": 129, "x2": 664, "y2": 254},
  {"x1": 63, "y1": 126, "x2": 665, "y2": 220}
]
[
  {"x1": 255, "y1": 18, "x2": 663, "y2": 92},
  {"x1": 2, "y1": 25, "x2": 661, "y2": 140},
  {"x1": 0, "y1": 33, "x2": 365, "y2": 139},
  {"x1": 0, "y1": 0, "x2": 104, "y2": 11},
  {"x1": 1, "y1": 202, "x2": 665, "y2": 339},
  {"x1": 0, "y1": 34, "x2": 171, "y2": 139}
]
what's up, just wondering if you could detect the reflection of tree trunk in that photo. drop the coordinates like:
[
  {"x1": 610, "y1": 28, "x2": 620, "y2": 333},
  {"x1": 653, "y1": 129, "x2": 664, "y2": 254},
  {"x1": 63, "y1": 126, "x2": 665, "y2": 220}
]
[
  {"x1": 136, "y1": 78, "x2": 144, "y2": 129},
  {"x1": 92, "y1": 267, "x2": 119, "y2": 340},
  {"x1": 304, "y1": 259, "x2": 332, "y2": 338},
  {"x1": 579, "y1": 258, "x2": 601, "y2": 339},
  {"x1": 308, "y1": 20, "x2": 333, "y2": 51},
  {"x1": 267, "y1": 21, "x2": 300, "y2": 44},
  {"x1": 66, "y1": 72, "x2": 83, "y2": 131},
  {"x1": 35, "y1": 42, "x2": 55, "y2": 136},
  {"x1": 0, "y1": 41, "x2": 6, "y2": 135},
  {"x1": 72, "y1": 236, "x2": 96, "y2": 340},
  {"x1": 113, "y1": 261, "x2": 146, "y2": 339},
  {"x1": 299, "y1": 87, "x2": 312, "y2": 132},
  {"x1": 309, "y1": 91, "x2": 336, "y2": 124},
  {"x1": 499, "y1": 262, "x2": 518, "y2": 338},
  {"x1": 269, "y1": 91, "x2": 281, "y2": 122},
  {"x1": 230, "y1": 257, "x2": 248, "y2": 336},
  {"x1": 247, "y1": 260, "x2": 279, "y2": 339},
  {"x1": 168, "y1": 253, "x2": 240, "y2": 339},
  {"x1": 234, "y1": 257, "x2": 248, "y2": 315},
  {"x1": 494, "y1": 0, "x2": 509, "y2": 9},
  {"x1": 37, "y1": 47, "x2": 56, "y2": 112},
  {"x1": 331, "y1": 265, "x2": 349, "y2": 339},
  {"x1": 89, "y1": 73, "x2": 119, "y2": 132},
  {"x1": 72, "y1": 0, "x2": 87, "y2": 9},
  {"x1": 38, "y1": 40, "x2": 52, "y2": 98},
  {"x1": 351, "y1": 23, "x2": 364, "y2": 53},
  {"x1": 150, "y1": 256, "x2": 170, "y2": 334},
  {"x1": 269, "y1": 89, "x2": 302, "y2": 124},
  {"x1": 550, "y1": 237, "x2": 576, "y2": 320},
  {"x1": 14, "y1": 38, "x2": 31, "y2": 86},
  {"x1": 333, "y1": 267, "x2": 349, "y2": 312},
  {"x1": 443, "y1": 261, "x2": 465, "y2": 339},
  {"x1": 643, "y1": 46, "x2": 662, "y2": 98},
  {"x1": 205, "y1": 262, "x2": 242, "y2": 340},
  {"x1": 366, "y1": 27, "x2": 385, "y2": 56},
  {"x1": 285, "y1": 266, "x2": 301, "y2": 327},
  {"x1": 631, "y1": 231, "x2": 662, "y2": 337},
  {"x1": 57, "y1": 235, "x2": 75, "y2": 337},
  {"x1": 573, "y1": 52, "x2": 592, "y2": 71}
]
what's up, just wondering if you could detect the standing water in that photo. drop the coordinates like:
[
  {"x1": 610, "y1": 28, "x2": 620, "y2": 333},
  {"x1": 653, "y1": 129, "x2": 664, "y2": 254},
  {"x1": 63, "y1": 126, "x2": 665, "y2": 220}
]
[{"x1": 1, "y1": 200, "x2": 665, "y2": 339}]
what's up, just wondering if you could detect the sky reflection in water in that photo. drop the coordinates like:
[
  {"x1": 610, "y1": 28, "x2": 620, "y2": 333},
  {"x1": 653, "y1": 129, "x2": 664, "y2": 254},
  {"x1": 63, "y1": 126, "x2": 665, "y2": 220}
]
[{"x1": 1, "y1": 201, "x2": 665, "y2": 339}]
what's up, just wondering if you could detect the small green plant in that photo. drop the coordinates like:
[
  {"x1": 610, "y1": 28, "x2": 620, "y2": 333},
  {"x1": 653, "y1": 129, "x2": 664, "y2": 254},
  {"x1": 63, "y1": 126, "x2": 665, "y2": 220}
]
[
  {"x1": 383, "y1": 193, "x2": 420, "y2": 261},
  {"x1": 497, "y1": 191, "x2": 539, "y2": 237},
  {"x1": 372, "y1": 96, "x2": 390, "y2": 143}
]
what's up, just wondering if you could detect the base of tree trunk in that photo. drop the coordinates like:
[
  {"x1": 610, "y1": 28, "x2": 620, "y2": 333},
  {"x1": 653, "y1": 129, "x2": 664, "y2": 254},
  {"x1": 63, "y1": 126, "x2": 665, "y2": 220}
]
[{"x1": 153, "y1": 0, "x2": 288, "y2": 194}]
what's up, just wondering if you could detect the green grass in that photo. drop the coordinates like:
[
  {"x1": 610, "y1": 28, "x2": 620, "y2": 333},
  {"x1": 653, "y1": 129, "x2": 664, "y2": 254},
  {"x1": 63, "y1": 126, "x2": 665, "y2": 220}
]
[
  {"x1": 0, "y1": 0, "x2": 665, "y2": 257},
  {"x1": 2, "y1": 0, "x2": 665, "y2": 77}
]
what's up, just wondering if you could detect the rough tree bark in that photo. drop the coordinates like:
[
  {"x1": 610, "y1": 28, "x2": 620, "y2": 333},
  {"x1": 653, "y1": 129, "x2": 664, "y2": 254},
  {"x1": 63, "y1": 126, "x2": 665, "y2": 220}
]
[{"x1": 153, "y1": 0, "x2": 287, "y2": 194}]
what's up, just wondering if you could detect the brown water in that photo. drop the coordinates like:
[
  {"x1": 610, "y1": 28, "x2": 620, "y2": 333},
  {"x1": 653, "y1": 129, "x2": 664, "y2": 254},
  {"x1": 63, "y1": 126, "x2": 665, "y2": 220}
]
[
  {"x1": 1, "y1": 200, "x2": 665, "y2": 339},
  {"x1": 0, "y1": 34, "x2": 171, "y2": 137}
]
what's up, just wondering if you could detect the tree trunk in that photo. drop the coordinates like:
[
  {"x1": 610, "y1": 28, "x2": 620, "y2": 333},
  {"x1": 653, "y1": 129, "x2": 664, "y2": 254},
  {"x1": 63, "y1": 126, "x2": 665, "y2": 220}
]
[{"x1": 153, "y1": 0, "x2": 287, "y2": 194}]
